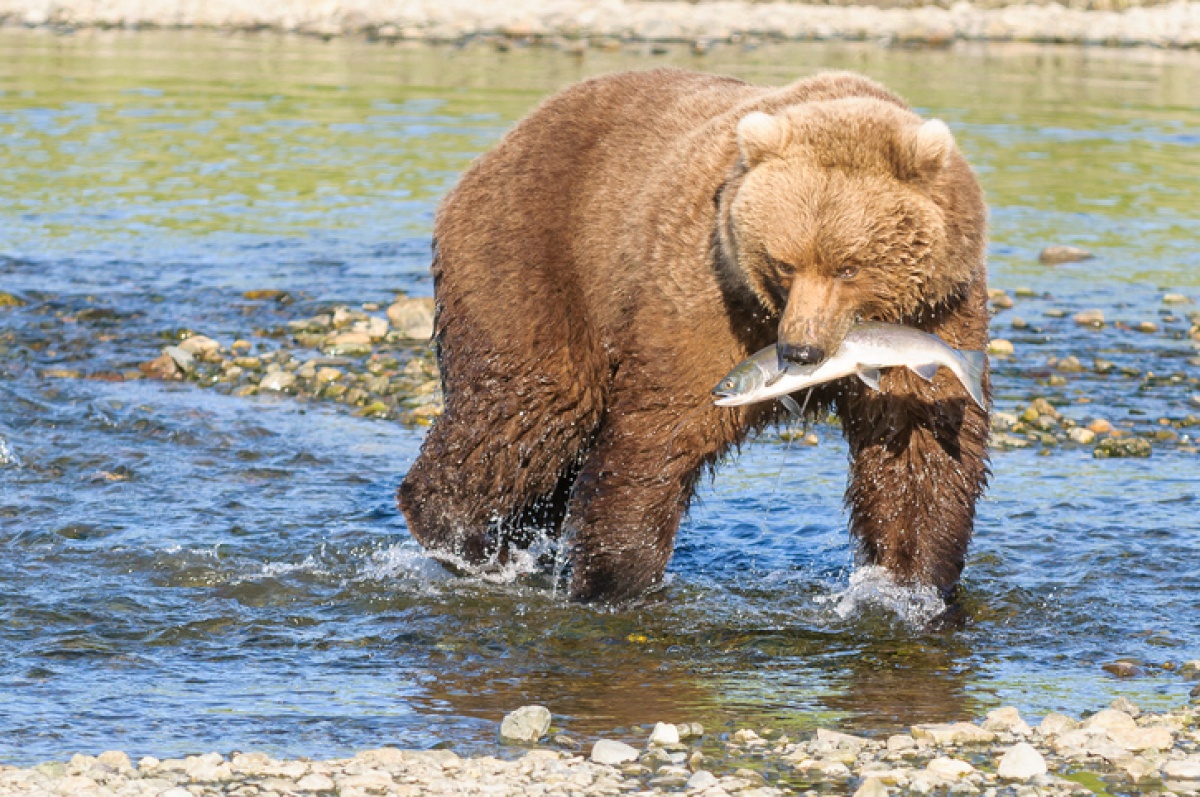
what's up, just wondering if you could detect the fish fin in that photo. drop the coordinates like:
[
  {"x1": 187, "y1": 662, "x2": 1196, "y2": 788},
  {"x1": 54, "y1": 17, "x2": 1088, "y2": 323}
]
[
  {"x1": 960, "y1": 350, "x2": 988, "y2": 409},
  {"x1": 856, "y1": 368, "x2": 882, "y2": 392},
  {"x1": 912, "y1": 363, "x2": 940, "y2": 382},
  {"x1": 779, "y1": 395, "x2": 802, "y2": 418}
]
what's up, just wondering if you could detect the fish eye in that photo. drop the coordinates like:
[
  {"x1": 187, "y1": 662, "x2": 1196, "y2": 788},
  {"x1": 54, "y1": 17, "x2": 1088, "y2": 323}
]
[{"x1": 837, "y1": 265, "x2": 859, "y2": 280}]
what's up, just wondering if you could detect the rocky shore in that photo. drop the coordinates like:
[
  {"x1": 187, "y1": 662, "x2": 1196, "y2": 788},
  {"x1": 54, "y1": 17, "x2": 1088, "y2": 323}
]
[
  {"x1": 2, "y1": 697, "x2": 1198, "y2": 795},
  {"x1": 3, "y1": 0, "x2": 1200, "y2": 49}
]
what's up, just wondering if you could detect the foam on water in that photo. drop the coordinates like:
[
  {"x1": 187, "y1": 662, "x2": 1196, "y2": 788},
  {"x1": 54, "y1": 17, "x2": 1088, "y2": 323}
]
[
  {"x1": 816, "y1": 565, "x2": 949, "y2": 628},
  {"x1": 0, "y1": 435, "x2": 18, "y2": 467}
]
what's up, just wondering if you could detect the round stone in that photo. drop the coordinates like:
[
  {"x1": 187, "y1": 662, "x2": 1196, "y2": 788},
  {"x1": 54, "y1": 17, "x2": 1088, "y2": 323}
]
[
  {"x1": 997, "y1": 742, "x2": 1047, "y2": 779},
  {"x1": 499, "y1": 705, "x2": 552, "y2": 743},
  {"x1": 590, "y1": 739, "x2": 639, "y2": 766}
]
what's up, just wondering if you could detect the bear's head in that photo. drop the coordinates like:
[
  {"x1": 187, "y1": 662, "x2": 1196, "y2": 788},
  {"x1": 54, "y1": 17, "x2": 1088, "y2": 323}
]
[{"x1": 719, "y1": 97, "x2": 983, "y2": 366}]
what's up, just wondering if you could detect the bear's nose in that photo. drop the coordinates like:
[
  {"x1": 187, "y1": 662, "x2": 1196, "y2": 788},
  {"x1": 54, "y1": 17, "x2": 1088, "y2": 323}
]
[{"x1": 778, "y1": 342, "x2": 826, "y2": 367}]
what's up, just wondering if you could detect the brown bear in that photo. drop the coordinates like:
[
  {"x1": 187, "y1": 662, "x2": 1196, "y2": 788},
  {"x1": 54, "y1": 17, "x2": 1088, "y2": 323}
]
[{"x1": 398, "y1": 68, "x2": 990, "y2": 604}]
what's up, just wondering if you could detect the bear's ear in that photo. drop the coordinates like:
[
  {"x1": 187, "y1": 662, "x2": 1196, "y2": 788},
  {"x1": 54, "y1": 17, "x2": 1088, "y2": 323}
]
[
  {"x1": 737, "y1": 112, "x2": 789, "y2": 167},
  {"x1": 910, "y1": 118, "x2": 956, "y2": 176}
]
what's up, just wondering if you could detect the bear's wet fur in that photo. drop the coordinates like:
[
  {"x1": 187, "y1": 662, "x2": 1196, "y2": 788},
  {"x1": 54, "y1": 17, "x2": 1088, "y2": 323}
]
[{"x1": 398, "y1": 68, "x2": 990, "y2": 604}]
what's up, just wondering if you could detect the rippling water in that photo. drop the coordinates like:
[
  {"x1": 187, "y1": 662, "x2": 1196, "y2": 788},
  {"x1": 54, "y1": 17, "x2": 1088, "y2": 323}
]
[{"x1": 1, "y1": 29, "x2": 1198, "y2": 767}]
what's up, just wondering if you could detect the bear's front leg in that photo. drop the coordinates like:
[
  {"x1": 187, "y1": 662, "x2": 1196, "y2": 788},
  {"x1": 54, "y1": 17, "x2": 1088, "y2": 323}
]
[
  {"x1": 562, "y1": 383, "x2": 733, "y2": 604},
  {"x1": 838, "y1": 360, "x2": 990, "y2": 598}
]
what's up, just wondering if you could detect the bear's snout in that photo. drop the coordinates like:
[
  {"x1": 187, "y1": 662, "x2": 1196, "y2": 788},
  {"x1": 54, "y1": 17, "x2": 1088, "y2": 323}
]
[{"x1": 777, "y1": 342, "x2": 826, "y2": 367}]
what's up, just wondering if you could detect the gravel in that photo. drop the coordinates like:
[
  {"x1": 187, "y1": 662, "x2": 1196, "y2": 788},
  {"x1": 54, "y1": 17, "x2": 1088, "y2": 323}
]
[
  {"x1": 4, "y1": 0, "x2": 1200, "y2": 49},
  {"x1": 1, "y1": 700, "x2": 1197, "y2": 795}
]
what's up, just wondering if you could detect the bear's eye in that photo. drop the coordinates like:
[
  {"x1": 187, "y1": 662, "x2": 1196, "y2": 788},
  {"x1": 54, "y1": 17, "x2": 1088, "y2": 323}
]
[
  {"x1": 769, "y1": 257, "x2": 794, "y2": 275},
  {"x1": 837, "y1": 265, "x2": 859, "y2": 280}
]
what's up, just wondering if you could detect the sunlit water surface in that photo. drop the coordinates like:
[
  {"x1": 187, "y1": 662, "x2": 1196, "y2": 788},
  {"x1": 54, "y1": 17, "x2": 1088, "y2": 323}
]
[{"x1": 1, "y1": 29, "x2": 1198, "y2": 766}]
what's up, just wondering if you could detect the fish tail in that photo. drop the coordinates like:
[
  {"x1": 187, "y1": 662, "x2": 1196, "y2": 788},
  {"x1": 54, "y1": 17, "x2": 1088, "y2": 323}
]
[{"x1": 959, "y1": 350, "x2": 987, "y2": 409}]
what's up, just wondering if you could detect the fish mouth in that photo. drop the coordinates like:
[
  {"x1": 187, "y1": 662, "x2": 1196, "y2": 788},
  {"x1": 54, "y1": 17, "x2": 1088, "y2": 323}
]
[{"x1": 711, "y1": 390, "x2": 748, "y2": 407}]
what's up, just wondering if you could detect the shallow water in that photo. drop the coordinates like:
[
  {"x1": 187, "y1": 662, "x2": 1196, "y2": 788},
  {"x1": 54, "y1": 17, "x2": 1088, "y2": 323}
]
[{"x1": 1, "y1": 29, "x2": 1198, "y2": 768}]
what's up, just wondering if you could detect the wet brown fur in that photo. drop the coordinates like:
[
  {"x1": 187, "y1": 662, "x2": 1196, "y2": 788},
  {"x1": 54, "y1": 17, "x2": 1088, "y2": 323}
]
[{"x1": 397, "y1": 68, "x2": 990, "y2": 603}]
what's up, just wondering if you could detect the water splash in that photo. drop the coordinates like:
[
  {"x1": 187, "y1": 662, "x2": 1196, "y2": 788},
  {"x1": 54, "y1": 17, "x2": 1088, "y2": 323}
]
[
  {"x1": 0, "y1": 435, "x2": 19, "y2": 467},
  {"x1": 816, "y1": 565, "x2": 948, "y2": 628}
]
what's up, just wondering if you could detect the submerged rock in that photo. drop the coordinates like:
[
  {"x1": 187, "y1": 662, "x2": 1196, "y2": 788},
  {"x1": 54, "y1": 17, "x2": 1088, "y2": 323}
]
[
  {"x1": 1093, "y1": 437, "x2": 1152, "y2": 459},
  {"x1": 1073, "y1": 309, "x2": 1105, "y2": 328},
  {"x1": 1039, "y1": 245, "x2": 1094, "y2": 264}
]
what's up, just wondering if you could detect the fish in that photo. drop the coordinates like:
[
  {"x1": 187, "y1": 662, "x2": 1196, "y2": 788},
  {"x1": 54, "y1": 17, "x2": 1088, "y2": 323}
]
[{"x1": 712, "y1": 322, "x2": 987, "y2": 410}]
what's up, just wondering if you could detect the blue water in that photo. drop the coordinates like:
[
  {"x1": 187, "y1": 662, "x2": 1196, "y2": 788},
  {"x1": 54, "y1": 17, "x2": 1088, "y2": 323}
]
[{"x1": 0, "y1": 29, "x2": 1197, "y2": 767}]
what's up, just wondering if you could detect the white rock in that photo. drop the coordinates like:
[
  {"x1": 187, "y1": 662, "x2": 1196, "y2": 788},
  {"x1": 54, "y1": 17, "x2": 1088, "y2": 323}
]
[
  {"x1": 1038, "y1": 712, "x2": 1079, "y2": 737},
  {"x1": 163, "y1": 345, "x2": 195, "y2": 371},
  {"x1": 686, "y1": 769, "x2": 719, "y2": 790},
  {"x1": 590, "y1": 739, "x2": 639, "y2": 766},
  {"x1": 1163, "y1": 757, "x2": 1200, "y2": 780},
  {"x1": 886, "y1": 735, "x2": 917, "y2": 752},
  {"x1": 387, "y1": 297, "x2": 435, "y2": 340},
  {"x1": 853, "y1": 776, "x2": 891, "y2": 797},
  {"x1": 178, "y1": 334, "x2": 221, "y2": 357},
  {"x1": 1109, "y1": 725, "x2": 1174, "y2": 751},
  {"x1": 1110, "y1": 697, "x2": 1141, "y2": 717},
  {"x1": 911, "y1": 722, "x2": 996, "y2": 746},
  {"x1": 1083, "y1": 708, "x2": 1138, "y2": 733},
  {"x1": 158, "y1": 789, "x2": 193, "y2": 797},
  {"x1": 926, "y1": 757, "x2": 974, "y2": 779},
  {"x1": 648, "y1": 722, "x2": 680, "y2": 746},
  {"x1": 259, "y1": 371, "x2": 296, "y2": 391},
  {"x1": 1068, "y1": 427, "x2": 1096, "y2": 445},
  {"x1": 816, "y1": 728, "x2": 870, "y2": 751},
  {"x1": 500, "y1": 705, "x2": 552, "y2": 743},
  {"x1": 983, "y1": 707, "x2": 1032, "y2": 735},
  {"x1": 297, "y1": 773, "x2": 336, "y2": 791},
  {"x1": 997, "y1": 743, "x2": 1047, "y2": 779}
]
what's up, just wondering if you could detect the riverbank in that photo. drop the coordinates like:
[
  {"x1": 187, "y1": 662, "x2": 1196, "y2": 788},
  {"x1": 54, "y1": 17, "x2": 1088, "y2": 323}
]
[
  {"x1": 2, "y1": 699, "x2": 1197, "y2": 796},
  {"x1": 3, "y1": 0, "x2": 1200, "y2": 49}
]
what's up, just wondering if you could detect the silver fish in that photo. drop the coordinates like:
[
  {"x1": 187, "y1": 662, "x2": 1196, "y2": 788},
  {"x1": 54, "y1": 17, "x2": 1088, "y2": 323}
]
[{"x1": 712, "y1": 322, "x2": 987, "y2": 410}]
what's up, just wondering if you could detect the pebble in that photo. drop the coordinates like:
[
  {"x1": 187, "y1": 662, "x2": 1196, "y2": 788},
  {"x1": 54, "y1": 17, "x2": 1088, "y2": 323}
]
[
  {"x1": 853, "y1": 777, "x2": 891, "y2": 797},
  {"x1": 387, "y1": 297, "x2": 436, "y2": 340},
  {"x1": 500, "y1": 705, "x2": 552, "y2": 743},
  {"x1": 590, "y1": 739, "x2": 639, "y2": 766},
  {"x1": 178, "y1": 334, "x2": 221, "y2": 358},
  {"x1": 259, "y1": 371, "x2": 297, "y2": 392},
  {"x1": 163, "y1": 345, "x2": 196, "y2": 372},
  {"x1": 926, "y1": 757, "x2": 974, "y2": 778},
  {"x1": 1, "y1": 703, "x2": 1198, "y2": 795},
  {"x1": 648, "y1": 722, "x2": 679, "y2": 746},
  {"x1": 0, "y1": 291, "x2": 26, "y2": 307},
  {"x1": 997, "y1": 743, "x2": 1047, "y2": 779},
  {"x1": 1163, "y1": 757, "x2": 1200, "y2": 780},
  {"x1": 1039, "y1": 245, "x2": 1094, "y2": 264},
  {"x1": 911, "y1": 722, "x2": 996, "y2": 746},
  {"x1": 1093, "y1": 437, "x2": 1152, "y2": 459},
  {"x1": 983, "y1": 706, "x2": 1032, "y2": 735},
  {"x1": 8, "y1": 0, "x2": 1200, "y2": 49},
  {"x1": 1067, "y1": 427, "x2": 1096, "y2": 445},
  {"x1": 686, "y1": 769, "x2": 719, "y2": 790},
  {"x1": 1163, "y1": 293, "x2": 1192, "y2": 304},
  {"x1": 987, "y1": 338, "x2": 1014, "y2": 356},
  {"x1": 1073, "y1": 309, "x2": 1105, "y2": 328},
  {"x1": 1055, "y1": 355, "x2": 1084, "y2": 373}
]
